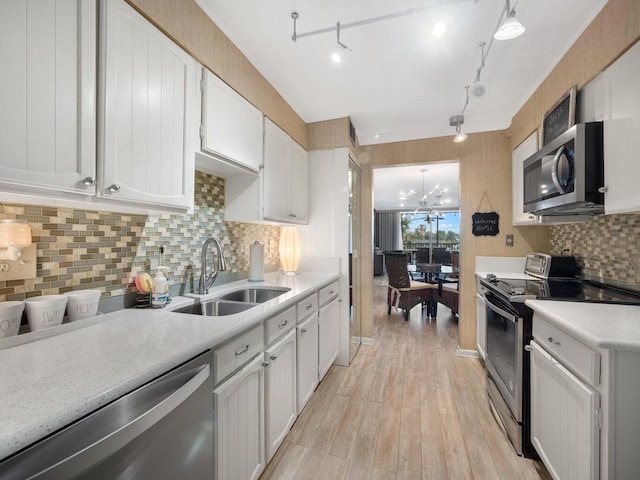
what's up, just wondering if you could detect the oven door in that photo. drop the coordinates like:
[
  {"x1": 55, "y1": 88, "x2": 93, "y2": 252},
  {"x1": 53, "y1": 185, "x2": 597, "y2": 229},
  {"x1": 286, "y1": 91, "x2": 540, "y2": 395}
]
[{"x1": 484, "y1": 292, "x2": 524, "y2": 421}]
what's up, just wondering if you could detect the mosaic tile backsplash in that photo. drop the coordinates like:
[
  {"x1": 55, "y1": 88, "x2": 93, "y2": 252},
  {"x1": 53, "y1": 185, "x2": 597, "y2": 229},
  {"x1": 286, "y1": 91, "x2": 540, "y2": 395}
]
[
  {"x1": 550, "y1": 213, "x2": 640, "y2": 290},
  {"x1": 0, "y1": 171, "x2": 280, "y2": 302}
]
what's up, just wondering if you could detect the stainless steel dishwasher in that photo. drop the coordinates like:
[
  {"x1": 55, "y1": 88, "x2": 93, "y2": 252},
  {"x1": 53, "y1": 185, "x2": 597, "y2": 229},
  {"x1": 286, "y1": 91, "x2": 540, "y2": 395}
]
[{"x1": 0, "y1": 351, "x2": 213, "y2": 479}]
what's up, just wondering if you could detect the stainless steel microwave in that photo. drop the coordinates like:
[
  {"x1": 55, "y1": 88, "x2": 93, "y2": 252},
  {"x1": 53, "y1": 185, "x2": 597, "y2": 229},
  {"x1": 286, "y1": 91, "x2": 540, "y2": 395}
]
[{"x1": 523, "y1": 122, "x2": 604, "y2": 216}]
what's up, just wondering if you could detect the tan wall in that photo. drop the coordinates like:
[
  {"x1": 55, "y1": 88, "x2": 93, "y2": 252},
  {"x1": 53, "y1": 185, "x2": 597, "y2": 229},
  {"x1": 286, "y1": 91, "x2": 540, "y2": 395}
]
[
  {"x1": 359, "y1": 133, "x2": 549, "y2": 346},
  {"x1": 125, "y1": 0, "x2": 309, "y2": 150}
]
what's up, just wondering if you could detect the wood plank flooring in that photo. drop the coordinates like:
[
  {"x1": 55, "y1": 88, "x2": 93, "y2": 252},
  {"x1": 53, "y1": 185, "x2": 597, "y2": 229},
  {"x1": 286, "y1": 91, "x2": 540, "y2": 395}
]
[{"x1": 260, "y1": 278, "x2": 551, "y2": 480}]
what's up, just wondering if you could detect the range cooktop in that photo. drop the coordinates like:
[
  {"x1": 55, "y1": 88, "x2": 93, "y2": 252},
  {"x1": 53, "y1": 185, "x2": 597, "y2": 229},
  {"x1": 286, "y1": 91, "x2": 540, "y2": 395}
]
[{"x1": 483, "y1": 276, "x2": 640, "y2": 305}]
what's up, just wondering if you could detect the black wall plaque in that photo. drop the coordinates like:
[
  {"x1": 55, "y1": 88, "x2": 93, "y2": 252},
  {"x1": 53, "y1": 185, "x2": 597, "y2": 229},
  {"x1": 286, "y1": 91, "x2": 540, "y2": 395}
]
[
  {"x1": 541, "y1": 86, "x2": 576, "y2": 145},
  {"x1": 472, "y1": 212, "x2": 500, "y2": 236}
]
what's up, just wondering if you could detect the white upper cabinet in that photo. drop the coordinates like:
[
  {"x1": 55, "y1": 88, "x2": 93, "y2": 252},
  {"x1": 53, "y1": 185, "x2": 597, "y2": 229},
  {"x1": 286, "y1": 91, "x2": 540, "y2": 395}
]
[
  {"x1": 263, "y1": 118, "x2": 308, "y2": 224},
  {"x1": 225, "y1": 118, "x2": 309, "y2": 224},
  {"x1": 603, "y1": 40, "x2": 640, "y2": 214},
  {"x1": 0, "y1": 0, "x2": 96, "y2": 195},
  {"x1": 199, "y1": 68, "x2": 263, "y2": 176},
  {"x1": 512, "y1": 131, "x2": 539, "y2": 225},
  {"x1": 99, "y1": 0, "x2": 196, "y2": 210}
]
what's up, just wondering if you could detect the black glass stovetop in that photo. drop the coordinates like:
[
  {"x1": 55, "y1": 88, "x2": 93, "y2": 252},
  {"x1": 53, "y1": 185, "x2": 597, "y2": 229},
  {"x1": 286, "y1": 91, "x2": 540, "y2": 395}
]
[{"x1": 487, "y1": 276, "x2": 640, "y2": 304}]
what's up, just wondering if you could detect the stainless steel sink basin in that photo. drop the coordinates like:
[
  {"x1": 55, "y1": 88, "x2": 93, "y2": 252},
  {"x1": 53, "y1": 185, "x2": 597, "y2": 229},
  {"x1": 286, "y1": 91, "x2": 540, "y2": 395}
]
[
  {"x1": 219, "y1": 287, "x2": 290, "y2": 303},
  {"x1": 175, "y1": 300, "x2": 257, "y2": 316}
]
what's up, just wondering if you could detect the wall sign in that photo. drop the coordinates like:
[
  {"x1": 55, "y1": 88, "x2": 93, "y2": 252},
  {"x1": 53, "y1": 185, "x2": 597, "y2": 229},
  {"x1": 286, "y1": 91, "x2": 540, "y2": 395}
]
[
  {"x1": 472, "y1": 212, "x2": 500, "y2": 236},
  {"x1": 541, "y1": 85, "x2": 576, "y2": 146}
]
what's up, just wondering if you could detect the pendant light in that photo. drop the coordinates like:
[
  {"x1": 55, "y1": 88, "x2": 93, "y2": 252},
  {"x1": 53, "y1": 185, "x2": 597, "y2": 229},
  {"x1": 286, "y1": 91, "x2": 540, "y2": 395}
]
[{"x1": 494, "y1": 0, "x2": 525, "y2": 40}]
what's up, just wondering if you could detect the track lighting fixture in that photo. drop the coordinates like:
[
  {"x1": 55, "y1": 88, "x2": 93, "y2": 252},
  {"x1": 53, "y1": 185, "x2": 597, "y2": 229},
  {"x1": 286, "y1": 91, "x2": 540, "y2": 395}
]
[
  {"x1": 494, "y1": 0, "x2": 525, "y2": 40},
  {"x1": 329, "y1": 22, "x2": 350, "y2": 64},
  {"x1": 449, "y1": 86, "x2": 469, "y2": 143}
]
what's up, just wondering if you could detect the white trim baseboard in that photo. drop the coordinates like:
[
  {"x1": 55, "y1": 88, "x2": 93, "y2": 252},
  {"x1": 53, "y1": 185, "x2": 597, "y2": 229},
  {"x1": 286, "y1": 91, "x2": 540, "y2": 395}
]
[{"x1": 456, "y1": 346, "x2": 480, "y2": 358}]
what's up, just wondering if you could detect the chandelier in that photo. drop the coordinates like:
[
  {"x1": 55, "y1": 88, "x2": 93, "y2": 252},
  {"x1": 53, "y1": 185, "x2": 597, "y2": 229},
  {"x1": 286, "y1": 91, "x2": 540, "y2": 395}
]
[{"x1": 400, "y1": 168, "x2": 449, "y2": 216}]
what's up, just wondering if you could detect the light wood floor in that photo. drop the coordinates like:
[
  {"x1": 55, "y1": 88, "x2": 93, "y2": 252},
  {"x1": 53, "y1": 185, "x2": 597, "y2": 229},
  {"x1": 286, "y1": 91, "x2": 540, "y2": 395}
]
[{"x1": 260, "y1": 278, "x2": 551, "y2": 480}]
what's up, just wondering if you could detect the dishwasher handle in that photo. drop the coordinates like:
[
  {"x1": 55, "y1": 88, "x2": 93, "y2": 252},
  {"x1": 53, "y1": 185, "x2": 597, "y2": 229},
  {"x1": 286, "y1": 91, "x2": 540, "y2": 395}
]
[{"x1": 34, "y1": 362, "x2": 211, "y2": 479}]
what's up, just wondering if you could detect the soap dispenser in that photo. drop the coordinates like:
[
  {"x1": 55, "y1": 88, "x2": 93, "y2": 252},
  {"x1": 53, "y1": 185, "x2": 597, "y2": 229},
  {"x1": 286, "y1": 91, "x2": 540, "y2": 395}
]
[{"x1": 151, "y1": 267, "x2": 169, "y2": 307}]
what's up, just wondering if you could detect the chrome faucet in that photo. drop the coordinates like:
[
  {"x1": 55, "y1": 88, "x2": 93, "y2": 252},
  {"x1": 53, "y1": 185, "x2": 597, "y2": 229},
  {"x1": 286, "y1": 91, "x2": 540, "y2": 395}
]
[{"x1": 198, "y1": 237, "x2": 227, "y2": 294}]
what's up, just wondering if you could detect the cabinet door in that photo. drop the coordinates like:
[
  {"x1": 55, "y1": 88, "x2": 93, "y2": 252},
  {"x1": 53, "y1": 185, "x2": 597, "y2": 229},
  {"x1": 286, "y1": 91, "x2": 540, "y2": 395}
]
[
  {"x1": 263, "y1": 118, "x2": 291, "y2": 222},
  {"x1": 530, "y1": 341, "x2": 600, "y2": 480},
  {"x1": 214, "y1": 354, "x2": 265, "y2": 480},
  {"x1": 0, "y1": 0, "x2": 96, "y2": 194},
  {"x1": 603, "y1": 41, "x2": 640, "y2": 214},
  {"x1": 265, "y1": 329, "x2": 297, "y2": 462},
  {"x1": 318, "y1": 297, "x2": 340, "y2": 381},
  {"x1": 288, "y1": 140, "x2": 309, "y2": 224},
  {"x1": 99, "y1": 0, "x2": 196, "y2": 209},
  {"x1": 512, "y1": 131, "x2": 539, "y2": 225},
  {"x1": 202, "y1": 69, "x2": 262, "y2": 172},
  {"x1": 296, "y1": 313, "x2": 319, "y2": 414}
]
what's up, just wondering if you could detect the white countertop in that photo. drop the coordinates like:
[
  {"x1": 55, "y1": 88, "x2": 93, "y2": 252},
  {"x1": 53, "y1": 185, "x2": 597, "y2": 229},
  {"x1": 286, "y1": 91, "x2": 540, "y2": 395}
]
[
  {"x1": 526, "y1": 299, "x2": 640, "y2": 352},
  {"x1": 0, "y1": 271, "x2": 337, "y2": 460}
]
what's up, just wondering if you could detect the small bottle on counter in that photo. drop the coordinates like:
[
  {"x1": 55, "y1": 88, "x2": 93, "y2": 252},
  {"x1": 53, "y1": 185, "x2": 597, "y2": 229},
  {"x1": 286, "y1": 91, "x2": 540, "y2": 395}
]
[{"x1": 151, "y1": 267, "x2": 169, "y2": 307}]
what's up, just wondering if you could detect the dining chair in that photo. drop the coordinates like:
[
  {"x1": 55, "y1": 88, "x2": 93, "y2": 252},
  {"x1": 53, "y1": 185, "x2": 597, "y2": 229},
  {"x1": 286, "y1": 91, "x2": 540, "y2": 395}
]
[{"x1": 384, "y1": 252, "x2": 436, "y2": 321}]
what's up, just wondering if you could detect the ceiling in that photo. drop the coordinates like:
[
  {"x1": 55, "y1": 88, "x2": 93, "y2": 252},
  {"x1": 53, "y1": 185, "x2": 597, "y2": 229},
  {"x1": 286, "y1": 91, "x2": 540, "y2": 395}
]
[
  {"x1": 195, "y1": 0, "x2": 607, "y2": 146},
  {"x1": 374, "y1": 162, "x2": 460, "y2": 212}
]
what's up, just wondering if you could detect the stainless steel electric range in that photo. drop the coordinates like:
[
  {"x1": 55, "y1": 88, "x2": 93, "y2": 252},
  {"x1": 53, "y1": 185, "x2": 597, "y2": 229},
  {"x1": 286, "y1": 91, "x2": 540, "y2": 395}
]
[{"x1": 479, "y1": 253, "x2": 640, "y2": 458}]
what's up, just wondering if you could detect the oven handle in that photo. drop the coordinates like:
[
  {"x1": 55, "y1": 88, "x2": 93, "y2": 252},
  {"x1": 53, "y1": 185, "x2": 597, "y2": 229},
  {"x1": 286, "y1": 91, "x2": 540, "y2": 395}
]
[{"x1": 485, "y1": 294, "x2": 518, "y2": 324}]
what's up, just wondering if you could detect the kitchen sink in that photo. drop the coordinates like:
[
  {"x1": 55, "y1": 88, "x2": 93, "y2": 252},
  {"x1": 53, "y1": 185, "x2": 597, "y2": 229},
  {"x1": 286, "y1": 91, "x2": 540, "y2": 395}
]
[
  {"x1": 219, "y1": 287, "x2": 290, "y2": 303},
  {"x1": 174, "y1": 300, "x2": 257, "y2": 316}
]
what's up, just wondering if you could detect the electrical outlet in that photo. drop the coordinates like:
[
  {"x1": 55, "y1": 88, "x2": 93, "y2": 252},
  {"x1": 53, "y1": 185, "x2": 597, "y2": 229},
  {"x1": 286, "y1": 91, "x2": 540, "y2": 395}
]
[{"x1": 506, "y1": 234, "x2": 514, "y2": 247}]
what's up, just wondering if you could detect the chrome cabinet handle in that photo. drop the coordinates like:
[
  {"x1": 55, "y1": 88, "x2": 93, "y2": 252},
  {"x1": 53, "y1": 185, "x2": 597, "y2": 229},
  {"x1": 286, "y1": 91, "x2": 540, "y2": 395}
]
[
  {"x1": 269, "y1": 353, "x2": 277, "y2": 360},
  {"x1": 598, "y1": 186, "x2": 608, "y2": 193},
  {"x1": 548, "y1": 337, "x2": 561, "y2": 346},
  {"x1": 83, "y1": 177, "x2": 96, "y2": 186},
  {"x1": 108, "y1": 184, "x2": 121, "y2": 193},
  {"x1": 329, "y1": 290, "x2": 334, "y2": 295},
  {"x1": 288, "y1": 213, "x2": 297, "y2": 219},
  {"x1": 300, "y1": 328, "x2": 308, "y2": 333},
  {"x1": 234, "y1": 345, "x2": 250, "y2": 356},
  {"x1": 262, "y1": 361, "x2": 270, "y2": 367},
  {"x1": 306, "y1": 304, "x2": 313, "y2": 310},
  {"x1": 278, "y1": 320, "x2": 288, "y2": 328}
]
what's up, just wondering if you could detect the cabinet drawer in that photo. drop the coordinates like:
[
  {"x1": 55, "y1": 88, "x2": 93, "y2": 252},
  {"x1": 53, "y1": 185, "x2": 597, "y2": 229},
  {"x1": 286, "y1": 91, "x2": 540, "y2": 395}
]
[
  {"x1": 265, "y1": 306, "x2": 295, "y2": 346},
  {"x1": 296, "y1": 294, "x2": 318, "y2": 323},
  {"x1": 533, "y1": 315, "x2": 600, "y2": 385},
  {"x1": 214, "y1": 324, "x2": 264, "y2": 384},
  {"x1": 319, "y1": 281, "x2": 339, "y2": 307}
]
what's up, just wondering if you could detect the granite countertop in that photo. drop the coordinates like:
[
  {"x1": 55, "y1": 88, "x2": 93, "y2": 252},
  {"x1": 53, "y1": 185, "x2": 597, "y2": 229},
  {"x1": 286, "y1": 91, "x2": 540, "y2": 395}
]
[
  {"x1": 0, "y1": 271, "x2": 337, "y2": 460},
  {"x1": 526, "y1": 299, "x2": 640, "y2": 352}
]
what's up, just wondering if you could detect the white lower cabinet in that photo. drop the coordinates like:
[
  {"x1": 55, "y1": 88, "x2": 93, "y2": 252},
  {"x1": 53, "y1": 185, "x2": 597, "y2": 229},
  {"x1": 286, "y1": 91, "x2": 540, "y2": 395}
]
[
  {"x1": 530, "y1": 340, "x2": 600, "y2": 480},
  {"x1": 296, "y1": 313, "x2": 319, "y2": 414},
  {"x1": 318, "y1": 295, "x2": 340, "y2": 381},
  {"x1": 265, "y1": 329, "x2": 297, "y2": 461},
  {"x1": 214, "y1": 354, "x2": 265, "y2": 480}
]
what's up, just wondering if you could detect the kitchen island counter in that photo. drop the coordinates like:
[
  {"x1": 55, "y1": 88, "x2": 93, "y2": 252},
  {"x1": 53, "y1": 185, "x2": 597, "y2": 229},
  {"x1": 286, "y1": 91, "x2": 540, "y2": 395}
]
[{"x1": 0, "y1": 271, "x2": 337, "y2": 460}]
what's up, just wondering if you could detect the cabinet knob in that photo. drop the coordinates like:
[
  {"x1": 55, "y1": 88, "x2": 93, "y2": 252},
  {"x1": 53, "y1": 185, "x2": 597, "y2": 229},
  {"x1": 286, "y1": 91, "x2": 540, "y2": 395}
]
[
  {"x1": 288, "y1": 213, "x2": 297, "y2": 220},
  {"x1": 598, "y1": 186, "x2": 608, "y2": 193},
  {"x1": 524, "y1": 345, "x2": 532, "y2": 352},
  {"x1": 548, "y1": 337, "x2": 561, "y2": 346},
  {"x1": 83, "y1": 177, "x2": 96, "y2": 186},
  {"x1": 269, "y1": 353, "x2": 278, "y2": 360},
  {"x1": 108, "y1": 184, "x2": 121, "y2": 193},
  {"x1": 262, "y1": 361, "x2": 270, "y2": 367}
]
